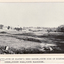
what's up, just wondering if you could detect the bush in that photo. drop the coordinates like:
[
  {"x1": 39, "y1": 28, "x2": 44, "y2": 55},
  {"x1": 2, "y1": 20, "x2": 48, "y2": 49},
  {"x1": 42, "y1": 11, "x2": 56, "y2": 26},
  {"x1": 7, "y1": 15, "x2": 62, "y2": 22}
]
[
  {"x1": 47, "y1": 28, "x2": 56, "y2": 32},
  {"x1": 14, "y1": 27, "x2": 22, "y2": 31},
  {"x1": 57, "y1": 25, "x2": 64, "y2": 32},
  {"x1": 7, "y1": 26, "x2": 10, "y2": 30}
]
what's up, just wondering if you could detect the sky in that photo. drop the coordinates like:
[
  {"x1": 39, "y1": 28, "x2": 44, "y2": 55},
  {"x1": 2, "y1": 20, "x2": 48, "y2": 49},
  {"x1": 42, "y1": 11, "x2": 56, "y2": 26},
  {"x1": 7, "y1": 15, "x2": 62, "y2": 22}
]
[{"x1": 0, "y1": 3, "x2": 64, "y2": 27}]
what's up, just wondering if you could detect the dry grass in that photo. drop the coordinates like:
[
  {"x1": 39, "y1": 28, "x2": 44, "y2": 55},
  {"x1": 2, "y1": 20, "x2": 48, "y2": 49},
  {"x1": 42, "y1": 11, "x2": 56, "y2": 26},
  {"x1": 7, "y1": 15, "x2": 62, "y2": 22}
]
[{"x1": 0, "y1": 30, "x2": 63, "y2": 54}]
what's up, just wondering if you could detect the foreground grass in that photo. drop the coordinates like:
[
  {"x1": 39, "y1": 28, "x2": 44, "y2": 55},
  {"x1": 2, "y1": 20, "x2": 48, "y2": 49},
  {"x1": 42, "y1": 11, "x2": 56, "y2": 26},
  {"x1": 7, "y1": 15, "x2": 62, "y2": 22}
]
[
  {"x1": 0, "y1": 31, "x2": 64, "y2": 54},
  {"x1": 0, "y1": 35, "x2": 62, "y2": 54},
  {"x1": 0, "y1": 45, "x2": 62, "y2": 54}
]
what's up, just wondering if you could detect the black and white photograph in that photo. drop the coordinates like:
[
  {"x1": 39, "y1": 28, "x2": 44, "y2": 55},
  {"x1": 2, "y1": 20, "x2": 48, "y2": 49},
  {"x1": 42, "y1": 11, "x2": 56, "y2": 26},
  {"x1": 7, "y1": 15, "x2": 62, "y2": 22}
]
[{"x1": 0, "y1": 3, "x2": 64, "y2": 54}]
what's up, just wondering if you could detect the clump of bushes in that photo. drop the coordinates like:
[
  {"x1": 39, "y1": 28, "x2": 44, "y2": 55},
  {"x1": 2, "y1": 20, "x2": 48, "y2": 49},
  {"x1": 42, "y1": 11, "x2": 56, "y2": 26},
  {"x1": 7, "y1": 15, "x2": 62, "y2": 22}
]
[
  {"x1": 47, "y1": 28, "x2": 57, "y2": 33},
  {"x1": 14, "y1": 27, "x2": 22, "y2": 31},
  {"x1": 57, "y1": 25, "x2": 64, "y2": 32}
]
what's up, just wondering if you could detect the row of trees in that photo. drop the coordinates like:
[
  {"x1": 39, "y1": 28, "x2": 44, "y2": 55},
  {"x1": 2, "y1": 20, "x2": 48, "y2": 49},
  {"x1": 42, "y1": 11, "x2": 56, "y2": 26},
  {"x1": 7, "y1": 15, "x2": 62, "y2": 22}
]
[
  {"x1": 0, "y1": 24, "x2": 22, "y2": 31},
  {"x1": 47, "y1": 25, "x2": 64, "y2": 32},
  {"x1": 0, "y1": 24, "x2": 64, "y2": 32},
  {"x1": 0, "y1": 25, "x2": 11, "y2": 30}
]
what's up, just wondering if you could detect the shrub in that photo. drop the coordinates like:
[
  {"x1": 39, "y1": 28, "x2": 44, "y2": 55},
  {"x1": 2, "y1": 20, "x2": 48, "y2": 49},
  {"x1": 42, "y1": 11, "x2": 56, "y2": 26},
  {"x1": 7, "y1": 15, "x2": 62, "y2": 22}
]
[
  {"x1": 14, "y1": 27, "x2": 22, "y2": 31},
  {"x1": 57, "y1": 25, "x2": 64, "y2": 32}
]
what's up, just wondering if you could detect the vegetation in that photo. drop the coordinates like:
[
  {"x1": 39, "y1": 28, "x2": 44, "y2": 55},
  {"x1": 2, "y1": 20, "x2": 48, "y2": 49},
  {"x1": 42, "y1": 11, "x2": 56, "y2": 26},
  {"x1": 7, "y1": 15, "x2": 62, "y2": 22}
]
[
  {"x1": 0, "y1": 24, "x2": 64, "y2": 54},
  {"x1": 57, "y1": 25, "x2": 64, "y2": 32},
  {"x1": 14, "y1": 27, "x2": 22, "y2": 31},
  {"x1": 7, "y1": 26, "x2": 10, "y2": 30},
  {"x1": 0, "y1": 24, "x2": 4, "y2": 29}
]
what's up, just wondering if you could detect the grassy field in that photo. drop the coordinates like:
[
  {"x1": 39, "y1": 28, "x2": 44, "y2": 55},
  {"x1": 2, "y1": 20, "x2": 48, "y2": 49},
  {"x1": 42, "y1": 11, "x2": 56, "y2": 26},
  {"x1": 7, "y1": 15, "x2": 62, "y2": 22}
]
[{"x1": 0, "y1": 29, "x2": 64, "y2": 54}]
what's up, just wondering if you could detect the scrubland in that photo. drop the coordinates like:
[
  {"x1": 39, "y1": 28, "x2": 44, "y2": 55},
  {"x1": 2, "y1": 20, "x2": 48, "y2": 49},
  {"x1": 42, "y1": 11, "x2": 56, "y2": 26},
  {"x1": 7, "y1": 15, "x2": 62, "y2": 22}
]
[{"x1": 0, "y1": 28, "x2": 64, "y2": 54}]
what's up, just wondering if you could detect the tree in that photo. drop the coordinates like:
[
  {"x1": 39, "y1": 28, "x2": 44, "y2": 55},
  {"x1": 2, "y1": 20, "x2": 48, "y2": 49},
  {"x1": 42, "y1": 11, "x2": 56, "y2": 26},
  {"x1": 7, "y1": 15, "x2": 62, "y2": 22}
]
[
  {"x1": 0, "y1": 24, "x2": 4, "y2": 29},
  {"x1": 7, "y1": 26, "x2": 10, "y2": 30},
  {"x1": 14, "y1": 27, "x2": 22, "y2": 31},
  {"x1": 57, "y1": 25, "x2": 64, "y2": 32}
]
